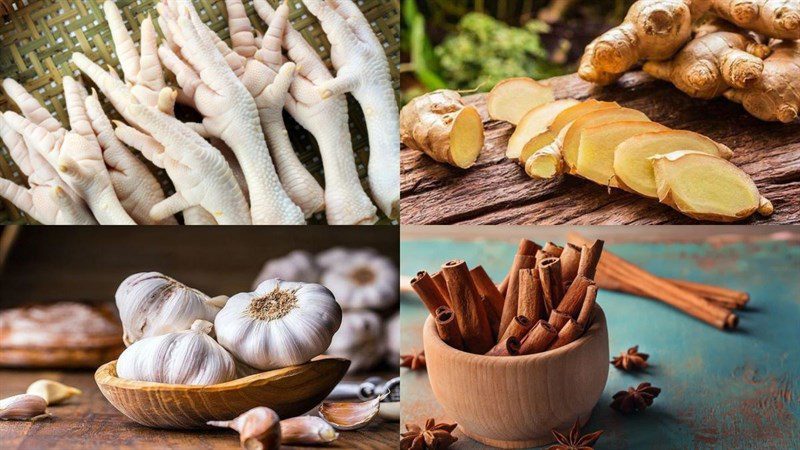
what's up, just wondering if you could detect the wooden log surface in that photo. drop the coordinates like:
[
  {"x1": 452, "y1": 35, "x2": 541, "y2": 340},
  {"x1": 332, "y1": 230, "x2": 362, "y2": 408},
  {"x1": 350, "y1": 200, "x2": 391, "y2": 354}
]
[{"x1": 401, "y1": 72, "x2": 800, "y2": 224}]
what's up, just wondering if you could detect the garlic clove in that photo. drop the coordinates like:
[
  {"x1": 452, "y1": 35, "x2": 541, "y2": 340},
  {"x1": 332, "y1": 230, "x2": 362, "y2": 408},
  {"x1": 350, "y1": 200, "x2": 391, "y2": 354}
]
[
  {"x1": 0, "y1": 394, "x2": 51, "y2": 421},
  {"x1": 26, "y1": 379, "x2": 82, "y2": 405},
  {"x1": 207, "y1": 295, "x2": 229, "y2": 309},
  {"x1": 208, "y1": 406, "x2": 281, "y2": 450},
  {"x1": 280, "y1": 416, "x2": 339, "y2": 445},
  {"x1": 318, "y1": 393, "x2": 387, "y2": 430},
  {"x1": 378, "y1": 401, "x2": 400, "y2": 422}
]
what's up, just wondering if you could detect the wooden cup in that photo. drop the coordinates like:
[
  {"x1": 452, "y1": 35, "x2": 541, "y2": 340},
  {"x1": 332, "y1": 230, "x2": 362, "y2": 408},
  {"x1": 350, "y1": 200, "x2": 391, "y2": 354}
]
[
  {"x1": 423, "y1": 306, "x2": 609, "y2": 448},
  {"x1": 95, "y1": 356, "x2": 349, "y2": 429}
]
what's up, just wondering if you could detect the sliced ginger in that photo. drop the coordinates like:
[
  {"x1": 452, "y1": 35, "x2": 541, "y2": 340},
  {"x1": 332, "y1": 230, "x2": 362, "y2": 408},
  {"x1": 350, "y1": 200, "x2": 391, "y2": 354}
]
[
  {"x1": 576, "y1": 121, "x2": 669, "y2": 186},
  {"x1": 515, "y1": 99, "x2": 619, "y2": 164},
  {"x1": 400, "y1": 90, "x2": 485, "y2": 168},
  {"x1": 505, "y1": 99, "x2": 580, "y2": 159},
  {"x1": 651, "y1": 151, "x2": 772, "y2": 222},
  {"x1": 487, "y1": 78, "x2": 555, "y2": 125},
  {"x1": 614, "y1": 130, "x2": 734, "y2": 198}
]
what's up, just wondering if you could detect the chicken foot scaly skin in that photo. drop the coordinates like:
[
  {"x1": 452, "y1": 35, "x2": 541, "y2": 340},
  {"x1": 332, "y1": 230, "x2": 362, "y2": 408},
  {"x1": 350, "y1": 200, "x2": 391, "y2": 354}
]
[
  {"x1": 156, "y1": 2, "x2": 304, "y2": 224},
  {"x1": 158, "y1": 0, "x2": 324, "y2": 218},
  {"x1": 302, "y1": 0, "x2": 400, "y2": 219},
  {"x1": 253, "y1": 0, "x2": 378, "y2": 225},
  {"x1": 0, "y1": 114, "x2": 96, "y2": 224},
  {"x1": 115, "y1": 104, "x2": 252, "y2": 224},
  {"x1": 3, "y1": 78, "x2": 135, "y2": 224}
]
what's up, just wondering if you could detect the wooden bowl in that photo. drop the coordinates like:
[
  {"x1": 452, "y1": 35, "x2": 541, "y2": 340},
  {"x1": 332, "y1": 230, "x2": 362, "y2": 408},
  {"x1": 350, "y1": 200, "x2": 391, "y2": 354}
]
[
  {"x1": 423, "y1": 306, "x2": 609, "y2": 448},
  {"x1": 95, "y1": 356, "x2": 349, "y2": 429}
]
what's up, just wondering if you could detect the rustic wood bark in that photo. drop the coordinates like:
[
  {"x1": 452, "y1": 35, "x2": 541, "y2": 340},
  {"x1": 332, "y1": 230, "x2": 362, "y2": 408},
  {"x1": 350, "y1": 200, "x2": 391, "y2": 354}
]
[{"x1": 401, "y1": 72, "x2": 800, "y2": 225}]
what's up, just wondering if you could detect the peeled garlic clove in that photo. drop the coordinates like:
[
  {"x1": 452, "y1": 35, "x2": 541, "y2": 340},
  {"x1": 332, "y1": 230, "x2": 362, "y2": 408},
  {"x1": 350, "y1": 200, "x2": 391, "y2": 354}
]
[
  {"x1": 0, "y1": 394, "x2": 51, "y2": 421},
  {"x1": 208, "y1": 407, "x2": 281, "y2": 450},
  {"x1": 26, "y1": 379, "x2": 82, "y2": 405},
  {"x1": 378, "y1": 401, "x2": 400, "y2": 422},
  {"x1": 280, "y1": 416, "x2": 339, "y2": 445},
  {"x1": 318, "y1": 394, "x2": 386, "y2": 430}
]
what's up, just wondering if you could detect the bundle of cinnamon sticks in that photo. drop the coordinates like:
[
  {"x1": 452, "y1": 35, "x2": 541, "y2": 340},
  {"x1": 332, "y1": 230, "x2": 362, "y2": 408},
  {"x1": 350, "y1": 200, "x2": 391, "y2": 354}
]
[{"x1": 411, "y1": 239, "x2": 604, "y2": 356}]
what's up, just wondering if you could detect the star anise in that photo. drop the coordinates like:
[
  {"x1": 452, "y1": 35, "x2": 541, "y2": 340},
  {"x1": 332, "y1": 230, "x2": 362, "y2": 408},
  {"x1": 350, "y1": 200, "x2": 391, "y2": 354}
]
[
  {"x1": 400, "y1": 418, "x2": 458, "y2": 449},
  {"x1": 400, "y1": 349, "x2": 426, "y2": 371},
  {"x1": 610, "y1": 382, "x2": 661, "y2": 414},
  {"x1": 547, "y1": 418, "x2": 603, "y2": 450},
  {"x1": 611, "y1": 345, "x2": 649, "y2": 371}
]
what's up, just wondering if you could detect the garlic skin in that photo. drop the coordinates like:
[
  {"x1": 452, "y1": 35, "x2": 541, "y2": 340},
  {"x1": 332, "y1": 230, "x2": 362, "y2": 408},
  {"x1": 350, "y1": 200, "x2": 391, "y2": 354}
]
[
  {"x1": 252, "y1": 251, "x2": 320, "y2": 288},
  {"x1": 326, "y1": 311, "x2": 385, "y2": 373},
  {"x1": 385, "y1": 313, "x2": 400, "y2": 368},
  {"x1": 116, "y1": 320, "x2": 235, "y2": 385},
  {"x1": 116, "y1": 272, "x2": 225, "y2": 346},
  {"x1": 215, "y1": 279, "x2": 342, "y2": 371},
  {"x1": 280, "y1": 416, "x2": 339, "y2": 445},
  {"x1": 318, "y1": 395, "x2": 385, "y2": 431},
  {"x1": 26, "y1": 379, "x2": 81, "y2": 405},
  {"x1": 319, "y1": 248, "x2": 398, "y2": 310},
  {"x1": 0, "y1": 394, "x2": 50, "y2": 421},
  {"x1": 208, "y1": 406, "x2": 281, "y2": 450}
]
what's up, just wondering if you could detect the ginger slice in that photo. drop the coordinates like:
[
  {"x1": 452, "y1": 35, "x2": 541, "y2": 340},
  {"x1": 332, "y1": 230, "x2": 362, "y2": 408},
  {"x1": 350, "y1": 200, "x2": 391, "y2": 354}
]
[
  {"x1": 576, "y1": 121, "x2": 669, "y2": 187},
  {"x1": 614, "y1": 130, "x2": 733, "y2": 198},
  {"x1": 514, "y1": 99, "x2": 619, "y2": 164},
  {"x1": 487, "y1": 78, "x2": 555, "y2": 125},
  {"x1": 651, "y1": 150, "x2": 772, "y2": 222},
  {"x1": 505, "y1": 99, "x2": 580, "y2": 159},
  {"x1": 400, "y1": 90, "x2": 484, "y2": 168},
  {"x1": 562, "y1": 107, "x2": 651, "y2": 173}
]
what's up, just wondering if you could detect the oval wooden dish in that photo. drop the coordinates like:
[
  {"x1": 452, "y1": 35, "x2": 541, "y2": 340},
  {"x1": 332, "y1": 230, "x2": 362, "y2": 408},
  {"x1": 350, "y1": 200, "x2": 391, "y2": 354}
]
[
  {"x1": 95, "y1": 356, "x2": 349, "y2": 429},
  {"x1": 423, "y1": 306, "x2": 609, "y2": 449}
]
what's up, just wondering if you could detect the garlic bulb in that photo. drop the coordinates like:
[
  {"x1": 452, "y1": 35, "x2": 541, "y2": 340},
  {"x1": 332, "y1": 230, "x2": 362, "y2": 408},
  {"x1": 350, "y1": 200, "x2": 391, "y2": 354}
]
[
  {"x1": 116, "y1": 272, "x2": 226, "y2": 345},
  {"x1": 326, "y1": 311, "x2": 385, "y2": 373},
  {"x1": 319, "y1": 249, "x2": 398, "y2": 310},
  {"x1": 385, "y1": 313, "x2": 400, "y2": 368},
  {"x1": 116, "y1": 320, "x2": 235, "y2": 385},
  {"x1": 215, "y1": 279, "x2": 342, "y2": 371},
  {"x1": 0, "y1": 394, "x2": 50, "y2": 421},
  {"x1": 252, "y1": 250, "x2": 320, "y2": 288}
]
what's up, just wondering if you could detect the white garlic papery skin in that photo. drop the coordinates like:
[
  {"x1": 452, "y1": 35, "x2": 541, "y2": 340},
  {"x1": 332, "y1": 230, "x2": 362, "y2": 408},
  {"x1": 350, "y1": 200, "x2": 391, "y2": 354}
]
[
  {"x1": 116, "y1": 320, "x2": 236, "y2": 385},
  {"x1": 252, "y1": 250, "x2": 320, "y2": 289},
  {"x1": 116, "y1": 272, "x2": 225, "y2": 346},
  {"x1": 320, "y1": 249, "x2": 399, "y2": 310},
  {"x1": 215, "y1": 279, "x2": 342, "y2": 371},
  {"x1": 326, "y1": 311, "x2": 385, "y2": 373}
]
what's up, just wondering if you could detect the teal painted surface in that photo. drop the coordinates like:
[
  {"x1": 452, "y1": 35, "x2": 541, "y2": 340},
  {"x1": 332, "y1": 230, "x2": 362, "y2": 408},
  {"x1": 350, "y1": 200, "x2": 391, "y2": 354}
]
[{"x1": 400, "y1": 238, "x2": 800, "y2": 449}]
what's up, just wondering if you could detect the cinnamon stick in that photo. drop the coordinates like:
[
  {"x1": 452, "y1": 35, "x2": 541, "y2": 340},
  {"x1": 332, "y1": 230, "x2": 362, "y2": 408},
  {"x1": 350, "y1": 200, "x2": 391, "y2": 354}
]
[
  {"x1": 410, "y1": 271, "x2": 449, "y2": 316},
  {"x1": 576, "y1": 240, "x2": 604, "y2": 280},
  {"x1": 498, "y1": 315, "x2": 533, "y2": 343},
  {"x1": 542, "y1": 242, "x2": 564, "y2": 257},
  {"x1": 470, "y1": 266, "x2": 504, "y2": 318},
  {"x1": 577, "y1": 285, "x2": 597, "y2": 327},
  {"x1": 518, "y1": 320, "x2": 558, "y2": 355},
  {"x1": 481, "y1": 295, "x2": 501, "y2": 340},
  {"x1": 549, "y1": 319, "x2": 585, "y2": 350},
  {"x1": 485, "y1": 336, "x2": 521, "y2": 356},
  {"x1": 535, "y1": 250, "x2": 549, "y2": 268},
  {"x1": 435, "y1": 306, "x2": 464, "y2": 350},
  {"x1": 517, "y1": 269, "x2": 545, "y2": 322},
  {"x1": 441, "y1": 260, "x2": 495, "y2": 353},
  {"x1": 667, "y1": 278, "x2": 749, "y2": 309},
  {"x1": 559, "y1": 243, "x2": 582, "y2": 284},
  {"x1": 548, "y1": 309, "x2": 571, "y2": 330},
  {"x1": 499, "y1": 239, "x2": 540, "y2": 296},
  {"x1": 431, "y1": 271, "x2": 450, "y2": 304},
  {"x1": 498, "y1": 254, "x2": 537, "y2": 338},
  {"x1": 557, "y1": 276, "x2": 593, "y2": 318},
  {"x1": 538, "y1": 257, "x2": 564, "y2": 313}
]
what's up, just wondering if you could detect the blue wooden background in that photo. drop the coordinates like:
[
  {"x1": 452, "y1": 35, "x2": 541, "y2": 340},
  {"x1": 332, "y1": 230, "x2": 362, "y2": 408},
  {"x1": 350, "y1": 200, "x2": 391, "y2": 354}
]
[{"x1": 400, "y1": 237, "x2": 800, "y2": 449}]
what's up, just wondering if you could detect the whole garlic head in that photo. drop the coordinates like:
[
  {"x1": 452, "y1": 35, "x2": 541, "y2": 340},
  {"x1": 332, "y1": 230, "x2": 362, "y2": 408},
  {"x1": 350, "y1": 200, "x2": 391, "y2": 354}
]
[
  {"x1": 326, "y1": 311, "x2": 385, "y2": 373},
  {"x1": 116, "y1": 272, "x2": 226, "y2": 345},
  {"x1": 215, "y1": 279, "x2": 342, "y2": 371},
  {"x1": 116, "y1": 320, "x2": 235, "y2": 385},
  {"x1": 385, "y1": 313, "x2": 400, "y2": 368},
  {"x1": 319, "y1": 249, "x2": 398, "y2": 310},
  {"x1": 252, "y1": 250, "x2": 320, "y2": 289}
]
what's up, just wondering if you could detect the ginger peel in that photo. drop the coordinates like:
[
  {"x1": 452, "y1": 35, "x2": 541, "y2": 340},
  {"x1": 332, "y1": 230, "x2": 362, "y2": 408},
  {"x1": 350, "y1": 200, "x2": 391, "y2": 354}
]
[{"x1": 704, "y1": 0, "x2": 800, "y2": 39}]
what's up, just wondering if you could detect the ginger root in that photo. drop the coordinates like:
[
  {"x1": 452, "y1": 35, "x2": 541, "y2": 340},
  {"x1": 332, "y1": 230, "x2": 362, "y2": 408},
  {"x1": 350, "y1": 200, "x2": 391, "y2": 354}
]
[
  {"x1": 487, "y1": 78, "x2": 555, "y2": 125},
  {"x1": 704, "y1": 0, "x2": 800, "y2": 39},
  {"x1": 578, "y1": 0, "x2": 703, "y2": 85},
  {"x1": 643, "y1": 30, "x2": 771, "y2": 98},
  {"x1": 614, "y1": 129, "x2": 733, "y2": 197},
  {"x1": 505, "y1": 99, "x2": 579, "y2": 159},
  {"x1": 400, "y1": 90, "x2": 485, "y2": 168},
  {"x1": 724, "y1": 40, "x2": 800, "y2": 122},
  {"x1": 651, "y1": 150, "x2": 772, "y2": 221}
]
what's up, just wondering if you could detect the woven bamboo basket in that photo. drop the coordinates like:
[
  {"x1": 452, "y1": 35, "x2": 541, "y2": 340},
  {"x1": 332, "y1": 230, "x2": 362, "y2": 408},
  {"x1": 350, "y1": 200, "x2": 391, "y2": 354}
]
[{"x1": 0, "y1": 0, "x2": 400, "y2": 224}]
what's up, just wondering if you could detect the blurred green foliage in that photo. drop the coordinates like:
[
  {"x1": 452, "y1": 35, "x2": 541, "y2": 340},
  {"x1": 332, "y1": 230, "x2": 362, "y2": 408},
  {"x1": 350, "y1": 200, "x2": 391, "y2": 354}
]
[{"x1": 434, "y1": 13, "x2": 563, "y2": 91}]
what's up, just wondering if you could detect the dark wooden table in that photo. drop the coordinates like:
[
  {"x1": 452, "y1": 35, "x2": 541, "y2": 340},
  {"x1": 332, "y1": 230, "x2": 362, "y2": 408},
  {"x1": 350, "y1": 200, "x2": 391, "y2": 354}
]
[
  {"x1": 0, "y1": 369, "x2": 397, "y2": 449},
  {"x1": 400, "y1": 72, "x2": 800, "y2": 224}
]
